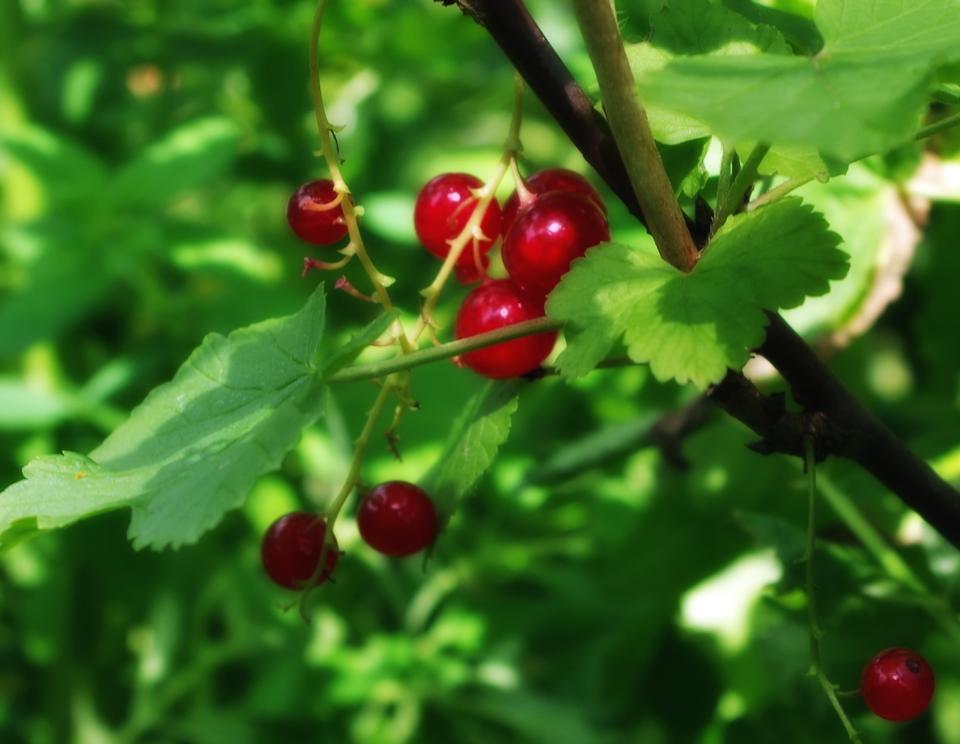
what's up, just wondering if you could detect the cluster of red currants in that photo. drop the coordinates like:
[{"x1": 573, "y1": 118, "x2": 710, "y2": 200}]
[
  {"x1": 261, "y1": 482, "x2": 438, "y2": 590},
  {"x1": 414, "y1": 169, "x2": 609, "y2": 379},
  {"x1": 286, "y1": 169, "x2": 610, "y2": 381}
]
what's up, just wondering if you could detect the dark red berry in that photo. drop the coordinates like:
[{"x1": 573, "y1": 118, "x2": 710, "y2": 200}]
[
  {"x1": 413, "y1": 173, "x2": 502, "y2": 280},
  {"x1": 261, "y1": 512, "x2": 339, "y2": 589},
  {"x1": 502, "y1": 190, "x2": 609, "y2": 300},
  {"x1": 358, "y1": 481, "x2": 438, "y2": 557},
  {"x1": 862, "y1": 648, "x2": 935, "y2": 722},
  {"x1": 454, "y1": 248, "x2": 490, "y2": 285},
  {"x1": 287, "y1": 179, "x2": 349, "y2": 245},
  {"x1": 503, "y1": 168, "x2": 606, "y2": 234},
  {"x1": 454, "y1": 279, "x2": 556, "y2": 379}
]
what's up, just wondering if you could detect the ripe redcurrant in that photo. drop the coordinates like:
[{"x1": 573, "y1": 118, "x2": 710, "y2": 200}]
[
  {"x1": 357, "y1": 481, "x2": 439, "y2": 557},
  {"x1": 287, "y1": 179, "x2": 349, "y2": 245},
  {"x1": 502, "y1": 168, "x2": 606, "y2": 234},
  {"x1": 413, "y1": 173, "x2": 502, "y2": 283},
  {"x1": 502, "y1": 190, "x2": 609, "y2": 300},
  {"x1": 454, "y1": 279, "x2": 557, "y2": 379},
  {"x1": 261, "y1": 512, "x2": 339, "y2": 589},
  {"x1": 861, "y1": 648, "x2": 935, "y2": 722}
]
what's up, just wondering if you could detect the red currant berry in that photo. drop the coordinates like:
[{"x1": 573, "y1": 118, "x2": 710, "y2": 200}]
[
  {"x1": 502, "y1": 191, "x2": 609, "y2": 300},
  {"x1": 261, "y1": 512, "x2": 339, "y2": 589},
  {"x1": 454, "y1": 249, "x2": 490, "y2": 285},
  {"x1": 503, "y1": 168, "x2": 606, "y2": 234},
  {"x1": 862, "y1": 648, "x2": 935, "y2": 722},
  {"x1": 413, "y1": 173, "x2": 502, "y2": 279},
  {"x1": 287, "y1": 179, "x2": 349, "y2": 245},
  {"x1": 454, "y1": 279, "x2": 557, "y2": 379},
  {"x1": 357, "y1": 481, "x2": 438, "y2": 557}
]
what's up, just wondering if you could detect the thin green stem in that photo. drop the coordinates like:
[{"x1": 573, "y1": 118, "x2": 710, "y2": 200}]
[
  {"x1": 804, "y1": 439, "x2": 863, "y2": 744},
  {"x1": 714, "y1": 142, "x2": 770, "y2": 231},
  {"x1": 748, "y1": 110, "x2": 960, "y2": 212},
  {"x1": 325, "y1": 317, "x2": 563, "y2": 384},
  {"x1": 915, "y1": 111, "x2": 960, "y2": 140},
  {"x1": 716, "y1": 142, "x2": 735, "y2": 215},
  {"x1": 324, "y1": 380, "x2": 395, "y2": 523},
  {"x1": 572, "y1": 0, "x2": 699, "y2": 273}
]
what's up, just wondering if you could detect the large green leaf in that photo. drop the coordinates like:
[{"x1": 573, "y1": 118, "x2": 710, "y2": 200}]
[
  {"x1": 547, "y1": 198, "x2": 848, "y2": 387},
  {"x1": 0, "y1": 288, "x2": 328, "y2": 550},
  {"x1": 635, "y1": 0, "x2": 960, "y2": 161}
]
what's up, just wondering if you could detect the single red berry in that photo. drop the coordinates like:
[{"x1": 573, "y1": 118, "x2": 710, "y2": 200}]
[
  {"x1": 862, "y1": 648, "x2": 935, "y2": 722},
  {"x1": 413, "y1": 173, "x2": 502, "y2": 279},
  {"x1": 357, "y1": 481, "x2": 439, "y2": 557},
  {"x1": 502, "y1": 190, "x2": 609, "y2": 300},
  {"x1": 261, "y1": 512, "x2": 339, "y2": 590},
  {"x1": 502, "y1": 168, "x2": 606, "y2": 234},
  {"x1": 287, "y1": 179, "x2": 349, "y2": 245},
  {"x1": 454, "y1": 249, "x2": 490, "y2": 285},
  {"x1": 454, "y1": 279, "x2": 557, "y2": 379}
]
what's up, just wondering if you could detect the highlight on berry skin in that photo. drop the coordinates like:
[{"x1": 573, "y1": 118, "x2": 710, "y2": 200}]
[
  {"x1": 357, "y1": 481, "x2": 439, "y2": 557},
  {"x1": 287, "y1": 179, "x2": 349, "y2": 245},
  {"x1": 502, "y1": 167, "x2": 606, "y2": 235},
  {"x1": 261, "y1": 512, "x2": 339, "y2": 590},
  {"x1": 861, "y1": 647, "x2": 935, "y2": 722}
]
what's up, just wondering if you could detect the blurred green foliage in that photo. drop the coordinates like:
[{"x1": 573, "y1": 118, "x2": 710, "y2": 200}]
[{"x1": 1, "y1": 1, "x2": 960, "y2": 742}]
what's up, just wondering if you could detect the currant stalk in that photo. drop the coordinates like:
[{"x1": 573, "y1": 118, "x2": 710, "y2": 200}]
[
  {"x1": 309, "y1": 0, "x2": 414, "y2": 353},
  {"x1": 410, "y1": 74, "x2": 527, "y2": 342},
  {"x1": 804, "y1": 438, "x2": 863, "y2": 744}
]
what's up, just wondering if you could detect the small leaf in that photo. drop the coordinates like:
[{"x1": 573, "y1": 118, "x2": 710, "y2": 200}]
[
  {"x1": 424, "y1": 381, "x2": 521, "y2": 520},
  {"x1": 547, "y1": 198, "x2": 848, "y2": 388},
  {"x1": 0, "y1": 288, "x2": 328, "y2": 550}
]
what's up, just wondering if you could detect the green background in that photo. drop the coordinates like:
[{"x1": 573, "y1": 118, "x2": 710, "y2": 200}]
[{"x1": 2, "y1": 0, "x2": 960, "y2": 741}]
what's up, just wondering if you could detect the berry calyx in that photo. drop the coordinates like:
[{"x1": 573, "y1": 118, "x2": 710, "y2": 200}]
[
  {"x1": 502, "y1": 190, "x2": 610, "y2": 300},
  {"x1": 357, "y1": 481, "x2": 439, "y2": 557},
  {"x1": 413, "y1": 173, "x2": 502, "y2": 282},
  {"x1": 261, "y1": 512, "x2": 339, "y2": 589},
  {"x1": 287, "y1": 179, "x2": 349, "y2": 245},
  {"x1": 862, "y1": 648, "x2": 935, "y2": 722},
  {"x1": 454, "y1": 279, "x2": 557, "y2": 379},
  {"x1": 503, "y1": 168, "x2": 606, "y2": 234}
]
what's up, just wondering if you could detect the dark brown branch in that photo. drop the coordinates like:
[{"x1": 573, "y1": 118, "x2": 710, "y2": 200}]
[{"x1": 436, "y1": 0, "x2": 960, "y2": 549}]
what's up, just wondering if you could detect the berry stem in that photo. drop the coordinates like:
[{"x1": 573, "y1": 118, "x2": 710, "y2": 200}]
[
  {"x1": 714, "y1": 142, "x2": 770, "y2": 232},
  {"x1": 309, "y1": 0, "x2": 413, "y2": 353},
  {"x1": 571, "y1": 0, "x2": 699, "y2": 272},
  {"x1": 411, "y1": 75, "x2": 527, "y2": 341},
  {"x1": 323, "y1": 378, "x2": 396, "y2": 526},
  {"x1": 748, "y1": 110, "x2": 960, "y2": 212},
  {"x1": 804, "y1": 438, "x2": 863, "y2": 744},
  {"x1": 325, "y1": 316, "x2": 562, "y2": 384}
]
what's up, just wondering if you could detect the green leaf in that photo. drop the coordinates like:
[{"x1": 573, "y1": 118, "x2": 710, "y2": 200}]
[
  {"x1": 107, "y1": 117, "x2": 240, "y2": 208},
  {"x1": 0, "y1": 379, "x2": 72, "y2": 430},
  {"x1": 721, "y1": 0, "x2": 824, "y2": 55},
  {"x1": 635, "y1": 0, "x2": 960, "y2": 161},
  {"x1": 651, "y1": 0, "x2": 791, "y2": 56},
  {"x1": 547, "y1": 198, "x2": 848, "y2": 387},
  {"x1": 424, "y1": 381, "x2": 521, "y2": 520},
  {"x1": 0, "y1": 288, "x2": 328, "y2": 550}
]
